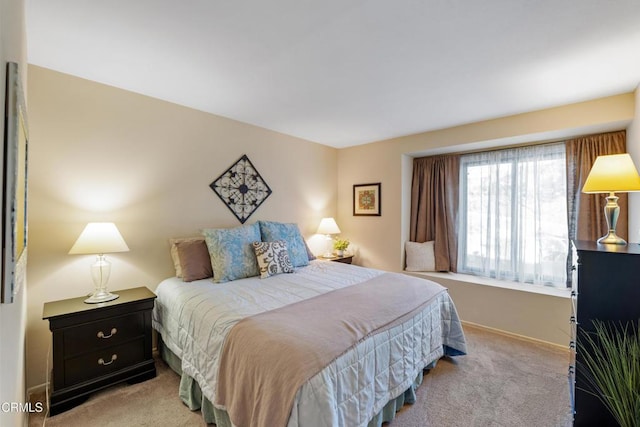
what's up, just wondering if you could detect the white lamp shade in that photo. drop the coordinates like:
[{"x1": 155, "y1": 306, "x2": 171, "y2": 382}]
[
  {"x1": 317, "y1": 217, "x2": 341, "y2": 235},
  {"x1": 582, "y1": 154, "x2": 640, "y2": 194},
  {"x1": 68, "y1": 222, "x2": 130, "y2": 255}
]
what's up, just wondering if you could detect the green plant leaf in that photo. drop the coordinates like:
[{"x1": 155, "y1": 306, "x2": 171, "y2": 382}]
[{"x1": 578, "y1": 320, "x2": 640, "y2": 427}]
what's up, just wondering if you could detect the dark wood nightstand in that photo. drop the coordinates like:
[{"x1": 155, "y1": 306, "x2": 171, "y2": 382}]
[
  {"x1": 42, "y1": 287, "x2": 157, "y2": 415},
  {"x1": 330, "y1": 255, "x2": 353, "y2": 264}
]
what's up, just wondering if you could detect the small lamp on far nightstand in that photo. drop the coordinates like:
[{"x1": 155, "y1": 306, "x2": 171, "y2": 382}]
[
  {"x1": 317, "y1": 217, "x2": 341, "y2": 258},
  {"x1": 69, "y1": 222, "x2": 130, "y2": 304}
]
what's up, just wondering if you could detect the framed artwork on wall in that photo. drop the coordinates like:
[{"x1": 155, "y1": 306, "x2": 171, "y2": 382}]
[
  {"x1": 353, "y1": 183, "x2": 381, "y2": 216},
  {"x1": 2, "y1": 62, "x2": 29, "y2": 303}
]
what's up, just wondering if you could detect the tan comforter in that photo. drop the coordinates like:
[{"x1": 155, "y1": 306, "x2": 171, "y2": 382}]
[{"x1": 214, "y1": 272, "x2": 447, "y2": 427}]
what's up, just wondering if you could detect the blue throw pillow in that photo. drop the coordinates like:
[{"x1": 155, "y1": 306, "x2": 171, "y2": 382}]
[
  {"x1": 202, "y1": 223, "x2": 261, "y2": 282},
  {"x1": 258, "y1": 221, "x2": 309, "y2": 268}
]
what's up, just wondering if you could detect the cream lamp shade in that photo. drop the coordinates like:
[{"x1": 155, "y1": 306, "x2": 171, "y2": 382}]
[
  {"x1": 317, "y1": 217, "x2": 341, "y2": 258},
  {"x1": 582, "y1": 153, "x2": 640, "y2": 245},
  {"x1": 69, "y1": 222, "x2": 129, "y2": 303},
  {"x1": 69, "y1": 222, "x2": 130, "y2": 255},
  {"x1": 316, "y1": 217, "x2": 341, "y2": 235}
]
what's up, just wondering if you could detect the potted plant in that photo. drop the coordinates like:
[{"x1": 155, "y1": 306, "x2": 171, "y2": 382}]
[
  {"x1": 333, "y1": 238, "x2": 350, "y2": 257},
  {"x1": 578, "y1": 320, "x2": 640, "y2": 427}
]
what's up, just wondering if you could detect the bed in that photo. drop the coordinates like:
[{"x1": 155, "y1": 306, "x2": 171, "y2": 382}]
[{"x1": 153, "y1": 222, "x2": 467, "y2": 427}]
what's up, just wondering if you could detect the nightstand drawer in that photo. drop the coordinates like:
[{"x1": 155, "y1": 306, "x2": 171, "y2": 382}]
[
  {"x1": 63, "y1": 312, "x2": 145, "y2": 357},
  {"x1": 63, "y1": 338, "x2": 146, "y2": 387}
]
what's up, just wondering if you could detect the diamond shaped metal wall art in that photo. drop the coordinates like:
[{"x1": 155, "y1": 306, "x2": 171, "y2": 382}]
[{"x1": 210, "y1": 154, "x2": 272, "y2": 224}]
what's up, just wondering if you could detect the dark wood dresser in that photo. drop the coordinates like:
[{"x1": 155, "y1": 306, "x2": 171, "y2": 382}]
[
  {"x1": 571, "y1": 241, "x2": 640, "y2": 426},
  {"x1": 43, "y1": 287, "x2": 156, "y2": 415}
]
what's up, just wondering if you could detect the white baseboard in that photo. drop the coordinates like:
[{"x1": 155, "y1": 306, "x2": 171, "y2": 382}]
[
  {"x1": 461, "y1": 320, "x2": 569, "y2": 353},
  {"x1": 26, "y1": 382, "x2": 47, "y2": 398}
]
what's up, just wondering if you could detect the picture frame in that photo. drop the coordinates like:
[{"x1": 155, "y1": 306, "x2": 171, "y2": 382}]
[
  {"x1": 353, "y1": 183, "x2": 381, "y2": 216},
  {"x1": 2, "y1": 62, "x2": 29, "y2": 303}
]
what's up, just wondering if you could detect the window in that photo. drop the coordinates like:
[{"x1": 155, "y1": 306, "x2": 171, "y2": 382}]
[{"x1": 458, "y1": 143, "x2": 568, "y2": 287}]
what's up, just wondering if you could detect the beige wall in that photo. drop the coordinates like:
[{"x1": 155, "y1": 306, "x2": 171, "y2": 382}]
[
  {"x1": 0, "y1": 0, "x2": 28, "y2": 426},
  {"x1": 627, "y1": 85, "x2": 640, "y2": 242},
  {"x1": 417, "y1": 275, "x2": 571, "y2": 346},
  {"x1": 25, "y1": 66, "x2": 338, "y2": 390},
  {"x1": 337, "y1": 93, "x2": 636, "y2": 345}
]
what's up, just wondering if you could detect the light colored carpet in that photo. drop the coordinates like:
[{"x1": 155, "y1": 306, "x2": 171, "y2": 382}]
[{"x1": 29, "y1": 325, "x2": 573, "y2": 427}]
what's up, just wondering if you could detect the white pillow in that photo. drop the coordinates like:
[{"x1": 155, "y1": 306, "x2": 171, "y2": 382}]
[{"x1": 405, "y1": 241, "x2": 436, "y2": 272}]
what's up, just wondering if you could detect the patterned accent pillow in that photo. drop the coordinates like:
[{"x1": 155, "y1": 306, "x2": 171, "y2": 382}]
[
  {"x1": 252, "y1": 240, "x2": 294, "y2": 278},
  {"x1": 202, "y1": 223, "x2": 261, "y2": 283},
  {"x1": 258, "y1": 221, "x2": 309, "y2": 268}
]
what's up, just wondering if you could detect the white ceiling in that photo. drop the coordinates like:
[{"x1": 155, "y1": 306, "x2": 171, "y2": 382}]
[{"x1": 26, "y1": 0, "x2": 640, "y2": 148}]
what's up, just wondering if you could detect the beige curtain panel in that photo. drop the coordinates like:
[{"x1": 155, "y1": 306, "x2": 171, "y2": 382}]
[
  {"x1": 566, "y1": 130, "x2": 627, "y2": 242},
  {"x1": 409, "y1": 154, "x2": 460, "y2": 272}
]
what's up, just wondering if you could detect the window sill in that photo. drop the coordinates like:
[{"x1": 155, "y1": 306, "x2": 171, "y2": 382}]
[{"x1": 404, "y1": 271, "x2": 572, "y2": 298}]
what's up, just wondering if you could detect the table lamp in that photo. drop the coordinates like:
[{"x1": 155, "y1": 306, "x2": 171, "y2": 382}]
[
  {"x1": 69, "y1": 222, "x2": 130, "y2": 303},
  {"x1": 317, "y1": 217, "x2": 341, "y2": 258},
  {"x1": 582, "y1": 153, "x2": 640, "y2": 245}
]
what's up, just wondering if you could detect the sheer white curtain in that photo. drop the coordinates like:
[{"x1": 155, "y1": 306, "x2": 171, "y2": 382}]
[{"x1": 458, "y1": 143, "x2": 568, "y2": 287}]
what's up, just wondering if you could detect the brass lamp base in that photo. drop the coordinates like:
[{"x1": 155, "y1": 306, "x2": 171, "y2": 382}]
[
  {"x1": 597, "y1": 232, "x2": 627, "y2": 245},
  {"x1": 597, "y1": 193, "x2": 627, "y2": 246}
]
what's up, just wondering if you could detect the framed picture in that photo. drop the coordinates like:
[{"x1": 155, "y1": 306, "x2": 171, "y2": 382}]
[
  {"x1": 353, "y1": 183, "x2": 381, "y2": 216},
  {"x1": 2, "y1": 62, "x2": 29, "y2": 303}
]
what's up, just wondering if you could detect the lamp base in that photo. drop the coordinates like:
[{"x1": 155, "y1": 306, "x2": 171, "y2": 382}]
[
  {"x1": 597, "y1": 232, "x2": 627, "y2": 245},
  {"x1": 84, "y1": 291, "x2": 119, "y2": 304},
  {"x1": 596, "y1": 193, "x2": 627, "y2": 245}
]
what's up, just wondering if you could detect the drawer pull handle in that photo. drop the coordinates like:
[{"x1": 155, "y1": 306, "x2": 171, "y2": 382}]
[
  {"x1": 98, "y1": 354, "x2": 118, "y2": 366},
  {"x1": 97, "y1": 328, "x2": 117, "y2": 339}
]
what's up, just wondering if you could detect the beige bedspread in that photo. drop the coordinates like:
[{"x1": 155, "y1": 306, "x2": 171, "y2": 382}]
[{"x1": 214, "y1": 272, "x2": 447, "y2": 427}]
